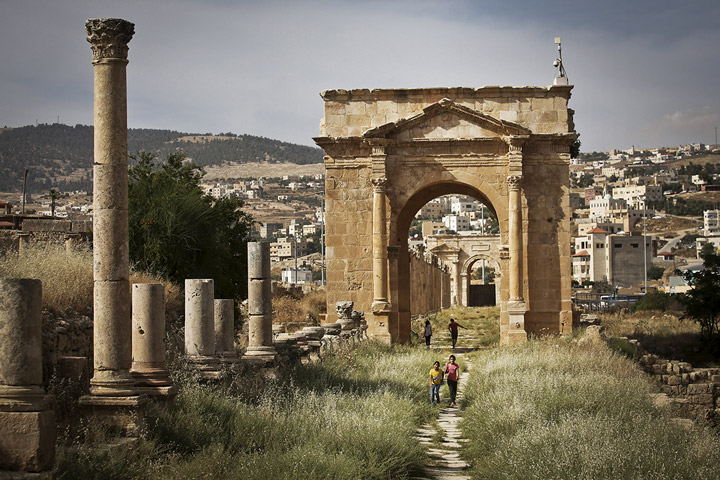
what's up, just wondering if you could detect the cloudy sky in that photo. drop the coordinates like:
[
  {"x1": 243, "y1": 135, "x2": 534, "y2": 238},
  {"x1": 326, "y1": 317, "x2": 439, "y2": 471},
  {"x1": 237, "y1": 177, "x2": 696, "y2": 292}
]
[{"x1": 1, "y1": 0, "x2": 718, "y2": 152}]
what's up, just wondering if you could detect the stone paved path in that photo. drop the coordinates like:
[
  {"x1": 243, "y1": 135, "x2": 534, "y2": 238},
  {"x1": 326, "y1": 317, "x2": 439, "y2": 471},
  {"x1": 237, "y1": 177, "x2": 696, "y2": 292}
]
[{"x1": 413, "y1": 355, "x2": 472, "y2": 480}]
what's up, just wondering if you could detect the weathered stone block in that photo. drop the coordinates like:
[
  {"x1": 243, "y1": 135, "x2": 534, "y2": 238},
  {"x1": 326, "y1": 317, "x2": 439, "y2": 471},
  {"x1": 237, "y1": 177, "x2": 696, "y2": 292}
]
[
  {"x1": 0, "y1": 410, "x2": 55, "y2": 472},
  {"x1": 687, "y1": 383, "x2": 715, "y2": 395}
]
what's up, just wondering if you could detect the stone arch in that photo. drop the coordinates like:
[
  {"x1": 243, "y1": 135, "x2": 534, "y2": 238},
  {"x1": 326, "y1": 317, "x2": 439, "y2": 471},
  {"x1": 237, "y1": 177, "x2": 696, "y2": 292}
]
[
  {"x1": 392, "y1": 183, "x2": 503, "y2": 341},
  {"x1": 462, "y1": 253, "x2": 501, "y2": 307},
  {"x1": 315, "y1": 86, "x2": 577, "y2": 345}
]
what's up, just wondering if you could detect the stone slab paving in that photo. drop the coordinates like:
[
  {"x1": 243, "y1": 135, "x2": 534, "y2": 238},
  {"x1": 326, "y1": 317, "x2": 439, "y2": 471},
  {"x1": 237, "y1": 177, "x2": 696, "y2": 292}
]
[{"x1": 413, "y1": 355, "x2": 473, "y2": 480}]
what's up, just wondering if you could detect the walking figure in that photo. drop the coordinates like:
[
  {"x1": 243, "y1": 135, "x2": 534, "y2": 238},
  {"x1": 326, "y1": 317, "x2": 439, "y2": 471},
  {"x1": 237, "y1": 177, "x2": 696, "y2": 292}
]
[
  {"x1": 423, "y1": 319, "x2": 433, "y2": 348},
  {"x1": 444, "y1": 355, "x2": 460, "y2": 407},
  {"x1": 448, "y1": 315, "x2": 467, "y2": 349},
  {"x1": 429, "y1": 361, "x2": 443, "y2": 404}
]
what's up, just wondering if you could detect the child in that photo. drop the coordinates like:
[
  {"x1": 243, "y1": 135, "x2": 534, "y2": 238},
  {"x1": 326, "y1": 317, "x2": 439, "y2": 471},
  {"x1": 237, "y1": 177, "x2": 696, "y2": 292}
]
[
  {"x1": 444, "y1": 355, "x2": 460, "y2": 407},
  {"x1": 429, "y1": 361, "x2": 443, "y2": 404}
]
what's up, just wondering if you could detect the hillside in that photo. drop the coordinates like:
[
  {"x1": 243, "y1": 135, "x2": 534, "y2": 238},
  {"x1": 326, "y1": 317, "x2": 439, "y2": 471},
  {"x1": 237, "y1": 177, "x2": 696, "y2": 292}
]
[{"x1": 0, "y1": 124, "x2": 323, "y2": 193}]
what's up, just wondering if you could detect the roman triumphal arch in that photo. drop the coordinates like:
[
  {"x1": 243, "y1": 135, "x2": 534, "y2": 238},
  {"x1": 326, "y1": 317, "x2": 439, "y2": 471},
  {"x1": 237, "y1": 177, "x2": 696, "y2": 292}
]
[{"x1": 315, "y1": 86, "x2": 577, "y2": 344}]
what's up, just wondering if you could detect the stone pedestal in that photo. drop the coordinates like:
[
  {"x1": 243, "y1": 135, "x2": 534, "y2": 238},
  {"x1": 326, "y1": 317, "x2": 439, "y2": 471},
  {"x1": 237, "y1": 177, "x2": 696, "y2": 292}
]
[
  {"x1": 506, "y1": 300, "x2": 528, "y2": 345},
  {"x1": 243, "y1": 242, "x2": 276, "y2": 363},
  {"x1": 130, "y1": 284, "x2": 176, "y2": 398},
  {"x1": 0, "y1": 279, "x2": 55, "y2": 473}
]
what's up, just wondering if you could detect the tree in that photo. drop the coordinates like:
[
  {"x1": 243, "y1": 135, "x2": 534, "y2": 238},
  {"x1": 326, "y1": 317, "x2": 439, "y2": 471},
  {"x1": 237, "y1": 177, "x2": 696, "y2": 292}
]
[
  {"x1": 647, "y1": 265, "x2": 665, "y2": 281},
  {"x1": 680, "y1": 243, "x2": 720, "y2": 342},
  {"x1": 49, "y1": 188, "x2": 60, "y2": 217},
  {"x1": 128, "y1": 151, "x2": 254, "y2": 299}
]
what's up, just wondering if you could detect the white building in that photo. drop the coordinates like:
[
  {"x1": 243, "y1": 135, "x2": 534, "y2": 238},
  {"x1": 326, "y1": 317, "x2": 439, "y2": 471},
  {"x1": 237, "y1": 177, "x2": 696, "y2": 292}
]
[
  {"x1": 281, "y1": 267, "x2": 313, "y2": 284},
  {"x1": 612, "y1": 184, "x2": 662, "y2": 208},
  {"x1": 442, "y1": 215, "x2": 470, "y2": 232},
  {"x1": 572, "y1": 228, "x2": 653, "y2": 287},
  {"x1": 703, "y1": 210, "x2": 720, "y2": 237}
]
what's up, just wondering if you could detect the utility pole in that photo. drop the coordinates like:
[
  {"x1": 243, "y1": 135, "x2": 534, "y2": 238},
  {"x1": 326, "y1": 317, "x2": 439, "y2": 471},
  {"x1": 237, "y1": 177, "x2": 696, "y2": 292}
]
[
  {"x1": 715, "y1": 126, "x2": 718, "y2": 148},
  {"x1": 642, "y1": 196, "x2": 648, "y2": 295},
  {"x1": 293, "y1": 234, "x2": 298, "y2": 285},
  {"x1": 21, "y1": 168, "x2": 29, "y2": 214}
]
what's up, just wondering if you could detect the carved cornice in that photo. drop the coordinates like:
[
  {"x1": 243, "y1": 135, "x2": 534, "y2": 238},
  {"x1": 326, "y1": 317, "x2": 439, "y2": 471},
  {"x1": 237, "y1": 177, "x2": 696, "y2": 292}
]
[
  {"x1": 86, "y1": 18, "x2": 135, "y2": 63},
  {"x1": 507, "y1": 175, "x2": 523, "y2": 191},
  {"x1": 372, "y1": 177, "x2": 387, "y2": 193},
  {"x1": 504, "y1": 135, "x2": 529, "y2": 154}
]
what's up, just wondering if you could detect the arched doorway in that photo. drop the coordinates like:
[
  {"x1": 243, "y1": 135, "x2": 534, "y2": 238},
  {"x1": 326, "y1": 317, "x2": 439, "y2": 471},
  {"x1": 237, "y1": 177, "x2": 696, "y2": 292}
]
[
  {"x1": 464, "y1": 254, "x2": 501, "y2": 307},
  {"x1": 315, "y1": 86, "x2": 577, "y2": 344}
]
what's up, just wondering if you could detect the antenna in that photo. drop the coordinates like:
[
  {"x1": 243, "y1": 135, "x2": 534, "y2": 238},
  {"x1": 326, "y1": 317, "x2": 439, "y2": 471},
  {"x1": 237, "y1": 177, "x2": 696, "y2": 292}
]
[{"x1": 553, "y1": 37, "x2": 568, "y2": 85}]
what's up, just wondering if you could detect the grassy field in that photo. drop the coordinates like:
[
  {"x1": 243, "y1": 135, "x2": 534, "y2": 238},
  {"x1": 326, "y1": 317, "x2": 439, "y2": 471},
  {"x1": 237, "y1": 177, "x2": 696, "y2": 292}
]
[
  {"x1": 415, "y1": 306, "x2": 501, "y2": 349},
  {"x1": 460, "y1": 338, "x2": 720, "y2": 480},
  {"x1": 53, "y1": 342, "x2": 439, "y2": 480}
]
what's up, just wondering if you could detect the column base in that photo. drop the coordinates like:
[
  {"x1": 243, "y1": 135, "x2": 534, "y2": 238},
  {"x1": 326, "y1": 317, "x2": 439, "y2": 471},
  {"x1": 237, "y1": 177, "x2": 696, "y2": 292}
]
[
  {"x1": 187, "y1": 355, "x2": 224, "y2": 380},
  {"x1": 78, "y1": 394, "x2": 147, "y2": 437},
  {"x1": 241, "y1": 347, "x2": 277, "y2": 367},
  {"x1": 369, "y1": 311, "x2": 392, "y2": 344},
  {"x1": 133, "y1": 385, "x2": 178, "y2": 399},
  {"x1": 507, "y1": 300, "x2": 527, "y2": 345},
  {"x1": 0, "y1": 407, "x2": 55, "y2": 473}
]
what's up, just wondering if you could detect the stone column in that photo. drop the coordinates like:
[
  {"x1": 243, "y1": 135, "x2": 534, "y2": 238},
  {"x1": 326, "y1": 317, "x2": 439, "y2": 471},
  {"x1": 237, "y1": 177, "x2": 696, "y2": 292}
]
[
  {"x1": 0, "y1": 279, "x2": 55, "y2": 472},
  {"x1": 85, "y1": 18, "x2": 135, "y2": 396},
  {"x1": 244, "y1": 242, "x2": 276, "y2": 361},
  {"x1": 185, "y1": 279, "x2": 215, "y2": 358},
  {"x1": 460, "y1": 272, "x2": 469, "y2": 307},
  {"x1": 507, "y1": 174, "x2": 527, "y2": 344},
  {"x1": 508, "y1": 175, "x2": 524, "y2": 302},
  {"x1": 451, "y1": 256, "x2": 461, "y2": 306},
  {"x1": 371, "y1": 177, "x2": 390, "y2": 311},
  {"x1": 130, "y1": 284, "x2": 175, "y2": 397},
  {"x1": 214, "y1": 299, "x2": 236, "y2": 357}
]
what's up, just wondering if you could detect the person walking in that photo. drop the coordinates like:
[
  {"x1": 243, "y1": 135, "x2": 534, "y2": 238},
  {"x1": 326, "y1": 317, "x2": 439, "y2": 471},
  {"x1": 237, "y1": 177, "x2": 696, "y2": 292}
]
[
  {"x1": 423, "y1": 319, "x2": 433, "y2": 348},
  {"x1": 429, "y1": 361, "x2": 443, "y2": 405},
  {"x1": 444, "y1": 355, "x2": 460, "y2": 407},
  {"x1": 448, "y1": 315, "x2": 467, "y2": 349}
]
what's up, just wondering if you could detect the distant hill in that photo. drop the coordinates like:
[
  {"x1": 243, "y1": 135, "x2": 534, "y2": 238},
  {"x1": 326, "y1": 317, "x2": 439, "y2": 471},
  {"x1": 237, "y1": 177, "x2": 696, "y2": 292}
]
[{"x1": 0, "y1": 124, "x2": 323, "y2": 193}]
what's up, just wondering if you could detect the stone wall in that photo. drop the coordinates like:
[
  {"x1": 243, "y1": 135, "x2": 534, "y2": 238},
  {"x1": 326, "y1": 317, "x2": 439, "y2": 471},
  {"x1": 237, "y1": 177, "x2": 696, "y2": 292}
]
[
  {"x1": 639, "y1": 354, "x2": 720, "y2": 423},
  {"x1": 409, "y1": 250, "x2": 451, "y2": 316}
]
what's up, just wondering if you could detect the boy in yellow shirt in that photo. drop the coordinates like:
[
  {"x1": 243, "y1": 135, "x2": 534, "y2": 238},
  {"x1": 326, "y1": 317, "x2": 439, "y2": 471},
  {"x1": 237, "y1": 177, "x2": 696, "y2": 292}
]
[{"x1": 429, "y1": 361, "x2": 443, "y2": 404}]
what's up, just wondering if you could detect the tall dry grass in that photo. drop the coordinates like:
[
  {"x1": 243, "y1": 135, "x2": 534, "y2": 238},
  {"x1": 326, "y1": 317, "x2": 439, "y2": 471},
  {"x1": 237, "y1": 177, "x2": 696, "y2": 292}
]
[
  {"x1": 272, "y1": 288, "x2": 326, "y2": 328},
  {"x1": 0, "y1": 242, "x2": 182, "y2": 318},
  {"x1": 460, "y1": 339, "x2": 720, "y2": 479},
  {"x1": 0, "y1": 243, "x2": 93, "y2": 314},
  {"x1": 54, "y1": 342, "x2": 438, "y2": 480}
]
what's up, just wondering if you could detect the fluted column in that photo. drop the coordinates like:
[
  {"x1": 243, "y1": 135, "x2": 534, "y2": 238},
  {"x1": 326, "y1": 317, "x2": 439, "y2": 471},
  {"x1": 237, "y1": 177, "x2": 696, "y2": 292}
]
[
  {"x1": 86, "y1": 18, "x2": 135, "y2": 396},
  {"x1": 508, "y1": 175, "x2": 524, "y2": 302},
  {"x1": 371, "y1": 177, "x2": 390, "y2": 312}
]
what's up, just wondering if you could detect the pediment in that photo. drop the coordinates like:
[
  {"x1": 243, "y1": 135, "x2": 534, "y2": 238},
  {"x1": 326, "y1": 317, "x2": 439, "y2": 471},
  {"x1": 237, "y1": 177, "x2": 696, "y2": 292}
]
[
  {"x1": 363, "y1": 98, "x2": 530, "y2": 141},
  {"x1": 428, "y1": 243, "x2": 461, "y2": 255}
]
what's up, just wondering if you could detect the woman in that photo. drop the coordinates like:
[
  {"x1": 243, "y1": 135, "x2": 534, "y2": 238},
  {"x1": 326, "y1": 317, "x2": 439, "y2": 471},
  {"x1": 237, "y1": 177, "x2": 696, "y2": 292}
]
[
  {"x1": 423, "y1": 319, "x2": 433, "y2": 348},
  {"x1": 444, "y1": 355, "x2": 460, "y2": 407},
  {"x1": 429, "y1": 361, "x2": 443, "y2": 405}
]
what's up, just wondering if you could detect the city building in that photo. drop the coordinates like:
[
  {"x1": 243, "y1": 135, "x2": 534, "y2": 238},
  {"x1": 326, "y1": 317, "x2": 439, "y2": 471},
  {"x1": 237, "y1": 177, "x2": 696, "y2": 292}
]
[
  {"x1": 442, "y1": 214, "x2": 470, "y2": 232},
  {"x1": 612, "y1": 184, "x2": 662, "y2": 208},
  {"x1": 703, "y1": 209, "x2": 719, "y2": 236},
  {"x1": 572, "y1": 228, "x2": 653, "y2": 287},
  {"x1": 281, "y1": 267, "x2": 313, "y2": 284}
]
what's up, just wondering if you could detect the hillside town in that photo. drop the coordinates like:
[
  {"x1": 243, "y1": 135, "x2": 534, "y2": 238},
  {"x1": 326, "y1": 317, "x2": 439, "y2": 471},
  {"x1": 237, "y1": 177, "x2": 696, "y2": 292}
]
[{"x1": 4, "y1": 141, "x2": 719, "y2": 307}]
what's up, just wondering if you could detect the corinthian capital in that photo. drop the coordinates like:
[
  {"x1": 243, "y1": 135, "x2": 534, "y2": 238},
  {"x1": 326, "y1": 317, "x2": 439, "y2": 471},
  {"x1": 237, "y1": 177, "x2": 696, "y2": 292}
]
[
  {"x1": 507, "y1": 175, "x2": 523, "y2": 191},
  {"x1": 372, "y1": 177, "x2": 387, "y2": 192},
  {"x1": 86, "y1": 18, "x2": 135, "y2": 63}
]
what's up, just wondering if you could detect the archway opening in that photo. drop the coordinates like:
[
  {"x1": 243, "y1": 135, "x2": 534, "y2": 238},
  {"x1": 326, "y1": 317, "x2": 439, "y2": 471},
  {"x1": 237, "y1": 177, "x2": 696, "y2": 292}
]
[{"x1": 393, "y1": 182, "x2": 503, "y2": 340}]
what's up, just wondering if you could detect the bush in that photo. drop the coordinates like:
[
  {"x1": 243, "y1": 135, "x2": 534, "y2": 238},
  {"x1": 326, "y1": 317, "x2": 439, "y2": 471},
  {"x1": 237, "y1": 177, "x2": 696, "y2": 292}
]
[{"x1": 633, "y1": 292, "x2": 682, "y2": 312}]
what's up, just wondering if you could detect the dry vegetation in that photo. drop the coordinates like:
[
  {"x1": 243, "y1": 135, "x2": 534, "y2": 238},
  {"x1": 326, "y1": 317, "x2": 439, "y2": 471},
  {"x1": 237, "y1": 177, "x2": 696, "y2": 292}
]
[
  {"x1": 0, "y1": 243, "x2": 183, "y2": 319},
  {"x1": 271, "y1": 288, "x2": 327, "y2": 330}
]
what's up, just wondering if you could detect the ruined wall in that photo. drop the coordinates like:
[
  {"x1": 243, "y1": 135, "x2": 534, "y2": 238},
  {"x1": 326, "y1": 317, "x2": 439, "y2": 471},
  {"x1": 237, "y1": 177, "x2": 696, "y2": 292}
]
[
  {"x1": 639, "y1": 354, "x2": 720, "y2": 423},
  {"x1": 409, "y1": 250, "x2": 451, "y2": 316}
]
